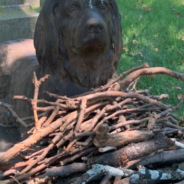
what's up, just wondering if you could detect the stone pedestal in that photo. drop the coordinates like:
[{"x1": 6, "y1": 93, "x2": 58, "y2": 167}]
[
  {"x1": 26, "y1": 0, "x2": 40, "y2": 7},
  {"x1": 0, "y1": 0, "x2": 39, "y2": 43},
  {"x1": 0, "y1": 0, "x2": 26, "y2": 5}
]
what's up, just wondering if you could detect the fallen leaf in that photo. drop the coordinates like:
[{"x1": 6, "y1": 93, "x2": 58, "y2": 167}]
[
  {"x1": 182, "y1": 2, "x2": 184, "y2": 5},
  {"x1": 178, "y1": 94, "x2": 184, "y2": 100},
  {"x1": 139, "y1": 52, "x2": 143, "y2": 57},
  {"x1": 122, "y1": 46, "x2": 129, "y2": 50},
  {"x1": 155, "y1": 48, "x2": 159, "y2": 52},
  {"x1": 139, "y1": 15, "x2": 143, "y2": 20},
  {"x1": 143, "y1": 6, "x2": 152, "y2": 12},
  {"x1": 177, "y1": 13, "x2": 182, "y2": 18},
  {"x1": 180, "y1": 60, "x2": 184, "y2": 65},
  {"x1": 133, "y1": 52, "x2": 143, "y2": 57},
  {"x1": 179, "y1": 51, "x2": 182, "y2": 55},
  {"x1": 174, "y1": 86, "x2": 182, "y2": 90},
  {"x1": 135, "y1": 5, "x2": 139, "y2": 9},
  {"x1": 171, "y1": 8, "x2": 176, "y2": 11},
  {"x1": 182, "y1": 36, "x2": 184, "y2": 41},
  {"x1": 132, "y1": 40, "x2": 138, "y2": 44}
]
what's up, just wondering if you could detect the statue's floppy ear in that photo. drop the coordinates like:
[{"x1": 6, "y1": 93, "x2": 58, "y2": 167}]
[
  {"x1": 34, "y1": 0, "x2": 61, "y2": 73},
  {"x1": 109, "y1": 0, "x2": 122, "y2": 68}
]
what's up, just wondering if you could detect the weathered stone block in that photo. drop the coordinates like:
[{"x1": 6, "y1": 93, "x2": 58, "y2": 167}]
[
  {"x1": 0, "y1": 0, "x2": 26, "y2": 6},
  {"x1": 26, "y1": 0, "x2": 40, "y2": 7},
  {"x1": 0, "y1": 4, "x2": 38, "y2": 42}
]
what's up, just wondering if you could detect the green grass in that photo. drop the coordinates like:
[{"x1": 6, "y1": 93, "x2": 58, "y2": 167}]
[
  {"x1": 116, "y1": 0, "x2": 184, "y2": 117},
  {"x1": 32, "y1": 6, "x2": 41, "y2": 13}
]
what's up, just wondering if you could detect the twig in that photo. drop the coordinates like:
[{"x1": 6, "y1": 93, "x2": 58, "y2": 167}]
[
  {"x1": 75, "y1": 97, "x2": 87, "y2": 134},
  {"x1": 0, "y1": 101, "x2": 28, "y2": 128},
  {"x1": 100, "y1": 175, "x2": 112, "y2": 184},
  {"x1": 74, "y1": 164, "x2": 134, "y2": 184},
  {"x1": 119, "y1": 67, "x2": 184, "y2": 89}
]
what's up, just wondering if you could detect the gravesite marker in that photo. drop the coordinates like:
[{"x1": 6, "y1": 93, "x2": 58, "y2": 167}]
[{"x1": 0, "y1": 0, "x2": 39, "y2": 42}]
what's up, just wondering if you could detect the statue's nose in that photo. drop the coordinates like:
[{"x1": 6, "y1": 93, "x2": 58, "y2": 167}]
[{"x1": 86, "y1": 18, "x2": 103, "y2": 34}]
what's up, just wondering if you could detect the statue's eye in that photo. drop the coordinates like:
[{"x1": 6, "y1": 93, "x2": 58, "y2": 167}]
[
  {"x1": 69, "y1": 4, "x2": 77, "y2": 12},
  {"x1": 53, "y1": 3, "x2": 58, "y2": 14},
  {"x1": 98, "y1": 3, "x2": 107, "y2": 10}
]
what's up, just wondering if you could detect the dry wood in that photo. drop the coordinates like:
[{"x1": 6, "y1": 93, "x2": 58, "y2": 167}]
[
  {"x1": 32, "y1": 72, "x2": 50, "y2": 128},
  {"x1": 113, "y1": 176, "x2": 121, "y2": 184},
  {"x1": 40, "y1": 162, "x2": 88, "y2": 178},
  {"x1": 135, "y1": 149, "x2": 184, "y2": 167},
  {"x1": 100, "y1": 175, "x2": 112, "y2": 184},
  {"x1": 93, "y1": 124, "x2": 154, "y2": 147},
  {"x1": 0, "y1": 102, "x2": 27, "y2": 127},
  {"x1": 0, "y1": 64, "x2": 184, "y2": 184},
  {"x1": 88, "y1": 133, "x2": 174, "y2": 167},
  {"x1": 119, "y1": 67, "x2": 184, "y2": 89}
]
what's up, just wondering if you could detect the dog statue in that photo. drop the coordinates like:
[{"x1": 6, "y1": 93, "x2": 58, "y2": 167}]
[{"x1": 0, "y1": 0, "x2": 122, "y2": 118}]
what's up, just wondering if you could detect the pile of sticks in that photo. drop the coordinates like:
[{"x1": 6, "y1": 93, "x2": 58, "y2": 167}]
[{"x1": 0, "y1": 63, "x2": 184, "y2": 184}]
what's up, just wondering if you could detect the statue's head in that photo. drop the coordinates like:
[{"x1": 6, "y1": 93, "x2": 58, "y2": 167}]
[{"x1": 34, "y1": 0, "x2": 122, "y2": 89}]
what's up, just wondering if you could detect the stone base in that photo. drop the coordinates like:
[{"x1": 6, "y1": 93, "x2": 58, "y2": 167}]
[
  {"x1": 0, "y1": 0, "x2": 26, "y2": 6},
  {"x1": 26, "y1": 0, "x2": 40, "y2": 7},
  {"x1": 0, "y1": 4, "x2": 38, "y2": 42},
  {"x1": 0, "y1": 16, "x2": 38, "y2": 42}
]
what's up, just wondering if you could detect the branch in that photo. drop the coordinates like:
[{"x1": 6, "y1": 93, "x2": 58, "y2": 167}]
[
  {"x1": 120, "y1": 67, "x2": 184, "y2": 89},
  {"x1": 0, "y1": 102, "x2": 28, "y2": 128},
  {"x1": 74, "y1": 164, "x2": 134, "y2": 184}
]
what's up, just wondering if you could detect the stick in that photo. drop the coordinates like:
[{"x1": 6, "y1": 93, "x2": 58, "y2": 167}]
[
  {"x1": 119, "y1": 67, "x2": 184, "y2": 89},
  {"x1": 40, "y1": 162, "x2": 88, "y2": 178},
  {"x1": 74, "y1": 97, "x2": 87, "y2": 134},
  {"x1": 100, "y1": 175, "x2": 112, "y2": 184},
  {"x1": 93, "y1": 124, "x2": 154, "y2": 147},
  {"x1": 0, "y1": 102, "x2": 28, "y2": 128},
  {"x1": 74, "y1": 164, "x2": 134, "y2": 184},
  {"x1": 88, "y1": 133, "x2": 173, "y2": 167},
  {"x1": 32, "y1": 72, "x2": 50, "y2": 128}
]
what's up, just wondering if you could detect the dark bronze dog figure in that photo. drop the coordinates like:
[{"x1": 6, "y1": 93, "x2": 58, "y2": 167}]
[
  {"x1": 34, "y1": 0, "x2": 122, "y2": 94},
  {"x1": 0, "y1": 0, "x2": 122, "y2": 151},
  {"x1": 0, "y1": 0, "x2": 122, "y2": 118}
]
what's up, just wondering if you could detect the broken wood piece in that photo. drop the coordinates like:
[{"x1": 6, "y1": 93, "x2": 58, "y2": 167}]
[
  {"x1": 89, "y1": 133, "x2": 174, "y2": 167},
  {"x1": 93, "y1": 124, "x2": 154, "y2": 148},
  {"x1": 171, "y1": 138, "x2": 184, "y2": 149},
  {"x1": 100, "y1": 174, "x2": 112, "y2": 184},
  {"x1": 99, "y1": 146, "x2": 117, "y2": 153},
  {"x1": 74, "y1": 164, "x2": 134, "y2": 184},
  {"x1": 113, "y1": 176, "x2": 121, "y2": 184},
  {"x1": 146, "y1": 112, "x2": 159, "y2": 130},
  {"x1": 135, "y1": 149, "x2": 184, "y2": 167},
  {"x1": 130, "y1": 165, "x2": 184, "y2": 183},
  {"x1": 74, "y1": 97, "x2": 87, "y2": 134},
  {"x1": 0, "y1": 102, "x2": 28, "y2": 128},
  {"x1": 40, "y1": 163, "x2": 88, "y2": 178}
]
